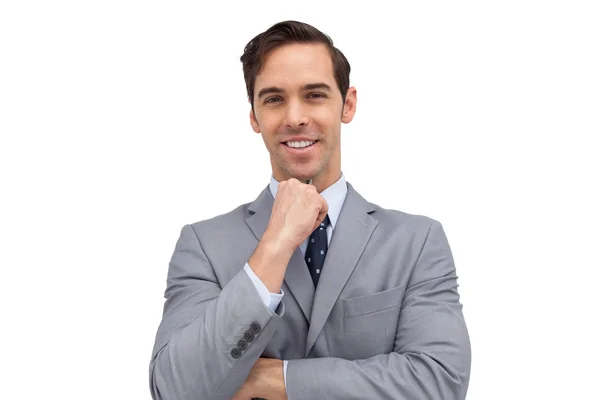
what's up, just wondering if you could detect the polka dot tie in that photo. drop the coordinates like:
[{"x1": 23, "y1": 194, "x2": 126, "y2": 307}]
[{"x1": 305, "y1": 214, "x2": 330, "y2": 286}]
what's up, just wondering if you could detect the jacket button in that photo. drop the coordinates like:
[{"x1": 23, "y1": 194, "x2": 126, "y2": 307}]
[
  {"x1": 250, "y1": 321, "x2": 261, "y2": 334},
  {"x1": 231, "y1": 348, "x2": 242, "y2": 359},
  {"x1": 244, "y1": 330, "x2": 255, "y2": 342},
  {"x1": 237, "y1": 339, "x2": 248, "y2": 351}
]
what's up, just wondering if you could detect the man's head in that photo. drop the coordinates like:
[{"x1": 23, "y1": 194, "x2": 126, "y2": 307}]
[{"x1": 240, "y1": 21, "x2": 357, "y2": 190}]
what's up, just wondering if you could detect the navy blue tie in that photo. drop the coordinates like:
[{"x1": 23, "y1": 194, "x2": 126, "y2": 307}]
[{"x1": 305, "y1": 214, "x2": 330, "y2": 286}]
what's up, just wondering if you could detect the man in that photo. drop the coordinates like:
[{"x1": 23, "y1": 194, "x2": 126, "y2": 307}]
[{"x1": 149, "y1": 20, "x2": 471, "y2": 400}]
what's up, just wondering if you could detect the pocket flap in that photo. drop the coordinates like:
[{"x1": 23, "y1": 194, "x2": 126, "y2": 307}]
[{"x1": 342, "y1": 285, "x2": 405, "y2": 318}]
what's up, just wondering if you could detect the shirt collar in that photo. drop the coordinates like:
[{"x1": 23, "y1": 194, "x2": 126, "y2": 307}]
[{"x1": 268, "y1": 172, "x2": 348, "y2": 229}]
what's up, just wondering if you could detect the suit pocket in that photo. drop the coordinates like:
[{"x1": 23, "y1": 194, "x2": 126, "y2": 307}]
[
  {"x1": 342, "y1": 285, "x2": 405, "y2": 318},
  {"x1": 338, "y1": 286, "x2": 405, "y2": 358}
]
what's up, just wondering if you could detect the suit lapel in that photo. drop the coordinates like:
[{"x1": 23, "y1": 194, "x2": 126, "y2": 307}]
[
  {"x1": 245, "y1": 186, "x2": 314, "y2": 323},
  {"x1": 282, "y1": 249, "x2": 315, "y2": 323},
  {"x1": 305, "y1": 182, "x2": 377, "y2": 356}
]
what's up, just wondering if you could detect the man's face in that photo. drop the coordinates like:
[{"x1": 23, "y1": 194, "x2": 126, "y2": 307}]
[{"x1": 250, "y1": 43, "x2": 356, "y2": 185}]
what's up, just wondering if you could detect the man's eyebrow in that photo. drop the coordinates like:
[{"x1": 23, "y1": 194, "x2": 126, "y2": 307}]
[
  {"x1": 303, "y1": 82, "x2": 332, "y2": 91},
  {"x1": 257, "y1": 87, "x2": 284, "y2": 99}
]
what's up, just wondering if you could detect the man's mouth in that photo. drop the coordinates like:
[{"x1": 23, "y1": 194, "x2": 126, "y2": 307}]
[{"x1": 283, "y1": 140, "x2": 318, "y2": 149}]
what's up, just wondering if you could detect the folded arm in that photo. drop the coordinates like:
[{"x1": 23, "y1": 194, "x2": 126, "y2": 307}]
[
  {"x1": 285, "y1": 220, "x2": 471, "y2": 399},
  {"x1": 149, "y1": 224, "x2": 285, "y2": 400}
]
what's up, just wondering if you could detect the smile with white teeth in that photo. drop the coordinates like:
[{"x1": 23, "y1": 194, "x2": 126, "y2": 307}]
[{"x1": 285, "y1": 140, "x2": 316, "y2": 149}]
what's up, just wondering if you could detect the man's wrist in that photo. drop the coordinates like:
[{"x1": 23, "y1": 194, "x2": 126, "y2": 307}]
[
  {"x1": 248, "y1": 236, "x2": 294, "y2": 293},
  {"x1": 260, "y1": 228, "x2": 297, "y2": 259},
  {"x1": 253, "y1": 358, "x2": 287, "y2": 400}
]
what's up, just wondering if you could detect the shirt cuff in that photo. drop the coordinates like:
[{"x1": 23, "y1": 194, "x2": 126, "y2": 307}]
[
  {"x1": 243, "y1": 262, "x2": 284, "y2": 311},
  {"x1": 283, "y1": 359, "x2": 288, "y2": 391}
]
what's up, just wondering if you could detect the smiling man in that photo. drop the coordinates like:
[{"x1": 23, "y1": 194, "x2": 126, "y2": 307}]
[
  {"x1": 149, "y1": 21, "x2": 471, "y2": 400},
  {"x1": 249, "y1": 48, "x2": 350, "y2": 192}
]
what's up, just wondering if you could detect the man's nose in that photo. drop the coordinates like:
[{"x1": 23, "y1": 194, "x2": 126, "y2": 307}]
[{"x1": 284, "y1": 99, "x2": 309, "y2": 129}]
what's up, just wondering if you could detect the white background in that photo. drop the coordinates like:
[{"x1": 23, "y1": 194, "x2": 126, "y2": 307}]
[{"x1": 1, "y1": 1, "x2": 599, "y2": 399}]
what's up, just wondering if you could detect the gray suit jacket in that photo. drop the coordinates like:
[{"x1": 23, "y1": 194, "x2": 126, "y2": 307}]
[{"x1": 149, "y1": 182, "x2": 471, "y2": 399}]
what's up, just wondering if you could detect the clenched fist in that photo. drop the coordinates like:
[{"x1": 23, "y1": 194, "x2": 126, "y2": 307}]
[
  {"x1": 266, "y1": 178, "x2": 329, "y2": 253},
  {"x1": 248, "y1": 178, "x2": 328, "y2": 293}
]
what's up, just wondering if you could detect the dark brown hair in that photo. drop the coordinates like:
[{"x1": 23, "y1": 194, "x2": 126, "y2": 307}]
[{"x1": 240, "y1": 20, "x2": 351, "y2": 109}]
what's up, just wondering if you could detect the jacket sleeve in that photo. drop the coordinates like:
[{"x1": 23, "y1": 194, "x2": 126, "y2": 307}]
[
  {"x1": 285, "y1": 220, "x2": 471, "y2": 399},
  {"x1": 149, "y1": 224, "x2": 285, "y2": 400}
]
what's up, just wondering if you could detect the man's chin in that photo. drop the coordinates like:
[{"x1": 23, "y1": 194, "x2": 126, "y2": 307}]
[
  {"x1": 289, "y1": 169, "x2": 319, "y2": 182},
  {"x1": 276, "y1": 161, "x2": 322, "y2": 183}
]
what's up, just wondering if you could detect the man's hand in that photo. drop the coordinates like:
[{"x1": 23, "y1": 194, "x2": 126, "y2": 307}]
[
  {"x1": 265, "y1": 178, "x2": 329, "y2": 252},
  {"x1": 248, "y1": 178, "x2": 328, "y2": 292},
  {"x1": 231, "y1": 358, "x2": 287, "y2": 400}
]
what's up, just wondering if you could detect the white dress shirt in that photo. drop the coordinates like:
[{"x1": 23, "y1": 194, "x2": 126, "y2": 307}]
[{"x1": 243, "y1": 172, "x2": 348, "y2": 391}]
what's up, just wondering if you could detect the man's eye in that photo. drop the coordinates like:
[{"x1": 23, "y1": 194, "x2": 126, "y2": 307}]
[
  {"x1": 307, "y1": 93, "x2": 326, "y2": 99},
  {"x1": 265, "y1": 97, "x2": 282, "y2": 104}
]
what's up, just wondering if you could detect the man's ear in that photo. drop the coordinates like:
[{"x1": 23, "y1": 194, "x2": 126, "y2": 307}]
[
  {"x1": 341, "y1": 86, "x2": 357, "y2": 124},
  {"x1": 249, "y1": 99, "x2": 260, "y2": 133}
]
